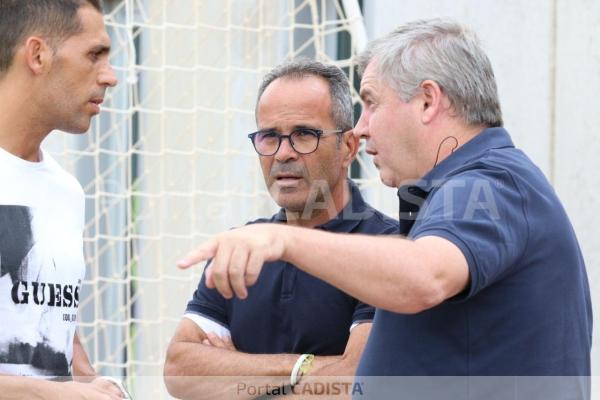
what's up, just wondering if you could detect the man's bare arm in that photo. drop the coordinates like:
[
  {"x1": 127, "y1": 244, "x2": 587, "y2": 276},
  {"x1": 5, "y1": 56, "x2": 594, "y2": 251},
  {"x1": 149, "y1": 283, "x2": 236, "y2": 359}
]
[
  {"x1": 0, "y1": 376, "x2": 122, "y2": 400},
  {"x1": 201, "y1": 321, "x2": 372, "y2": 378},
  {"x1": 72, "y1": 332, "x2": 96, "y2": 380},
  {"x1": 164, "y1": 318, "x2": 371, "y2": 399},
  {"x1": 284, "y1": 232, "x2": 469, "y2": 314},
  {"x1": 164, "y1": 318, "x2": 293, "y2": 399},
  {"x1": 309, "y1": 323, "x2": 371, "y2": 377},
  {"x1": 179, "y1": 224, "x2": 469, "y2": 314},
  {"x1": 0, "y1": 339, "x2": 122, "y2": 400}
]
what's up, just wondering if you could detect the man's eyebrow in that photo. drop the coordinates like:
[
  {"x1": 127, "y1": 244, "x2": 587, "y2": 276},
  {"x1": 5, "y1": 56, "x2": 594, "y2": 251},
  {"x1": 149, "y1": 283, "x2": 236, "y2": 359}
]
[
  {"x1": 89, "y1": 44, "x2": 111, "y2": 54},
  {"x1": 257, "y1": 125, "x2": 317, "y2": 133},
  {"x1": 291, "y1": 124, "x2": 317, "y2": 130},
  {"x1": 359, "y1": 88, "x2": 373, "y2": 100}
]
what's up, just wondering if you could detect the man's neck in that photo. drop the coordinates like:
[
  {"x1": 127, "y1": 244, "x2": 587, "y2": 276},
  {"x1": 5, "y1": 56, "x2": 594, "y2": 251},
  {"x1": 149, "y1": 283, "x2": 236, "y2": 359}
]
[
  {"x1": 0, "y1": 133, "x2": 44, "y2": 162},
  {"x1": 0, "y1": 78, "x2": 49, "y2": 162},
  {"x1": 423, "y1": 122, "x2": 487, "y2": 174},
  {"x1": 284, "y1": 179, "x2": 351, "y2": 229}
]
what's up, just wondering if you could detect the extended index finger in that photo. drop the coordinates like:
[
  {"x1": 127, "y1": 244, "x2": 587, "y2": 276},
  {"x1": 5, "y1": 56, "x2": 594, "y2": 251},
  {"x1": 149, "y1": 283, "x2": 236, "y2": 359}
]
[{"x1": 177, "y1": 238, "x2": 218, "y2": 269}]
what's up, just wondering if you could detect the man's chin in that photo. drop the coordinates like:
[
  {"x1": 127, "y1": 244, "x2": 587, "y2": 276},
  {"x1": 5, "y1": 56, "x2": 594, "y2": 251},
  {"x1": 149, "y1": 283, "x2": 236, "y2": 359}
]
[
  {"x1": 379, "y1": 171, "x2": 398, "y2": 188},
  {"x1": 275, "y1": 199, "x2": 306, "y2": 214},
  {"x1": 58, "y1": 119, "x2": 92, "y2": 134},
  {"x1": 271, "y1": 192, "x2": 306, "y2": 213}
]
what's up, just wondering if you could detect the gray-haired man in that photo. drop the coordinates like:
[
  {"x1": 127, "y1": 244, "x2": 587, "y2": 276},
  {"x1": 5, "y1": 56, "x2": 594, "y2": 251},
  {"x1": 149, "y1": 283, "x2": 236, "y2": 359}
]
[{"x1": 180, "y1": 19, "x2": 592, "y2": 399}]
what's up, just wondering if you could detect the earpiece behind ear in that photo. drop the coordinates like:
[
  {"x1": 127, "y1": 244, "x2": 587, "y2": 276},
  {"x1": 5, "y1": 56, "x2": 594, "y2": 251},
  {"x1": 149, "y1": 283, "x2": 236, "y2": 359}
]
[{"x1": 432, "y1": 136, "x2": 459, "y2": 168}]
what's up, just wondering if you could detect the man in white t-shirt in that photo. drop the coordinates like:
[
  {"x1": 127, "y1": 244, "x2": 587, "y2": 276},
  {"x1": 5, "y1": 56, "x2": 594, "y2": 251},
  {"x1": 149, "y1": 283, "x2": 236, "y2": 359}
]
[{"x1": 0, "y1": 1, "x2": 122, "y2": 398}]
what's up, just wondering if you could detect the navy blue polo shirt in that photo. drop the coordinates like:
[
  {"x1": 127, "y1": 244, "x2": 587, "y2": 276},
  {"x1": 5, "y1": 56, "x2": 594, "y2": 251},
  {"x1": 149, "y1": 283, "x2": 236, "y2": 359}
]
[
  {"x1": 186, "y1": 180, "x2": 397, "y2": 355},
  {"x1": 357, "y1": 127, "x2": 592, "y2": 378}
]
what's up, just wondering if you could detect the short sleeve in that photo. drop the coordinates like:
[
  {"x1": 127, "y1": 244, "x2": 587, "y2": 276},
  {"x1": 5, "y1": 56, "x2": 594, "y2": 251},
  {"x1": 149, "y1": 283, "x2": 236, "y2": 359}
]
[
  {"x1": 410, "y1": 167, "x2": 528, "y2": 300},
  {"x1": 185, "y1": 263, "x2": 229, "y2": 327},
  {"x1": 352, "y1": 301, "x2": 375, "y2": 324}
]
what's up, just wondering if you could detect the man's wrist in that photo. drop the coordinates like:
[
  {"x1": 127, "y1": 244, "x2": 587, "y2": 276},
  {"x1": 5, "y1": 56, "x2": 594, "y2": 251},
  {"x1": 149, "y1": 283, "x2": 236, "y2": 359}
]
[
  {"x1": 98, "y1": 376, "x2": 132, "y2": 399},
  {"x1": 280, "y1": 225, "x2": 299, "y2": 262},
  {"x1": 290, "y1": 354, "x2": 314, "y2": 386}
]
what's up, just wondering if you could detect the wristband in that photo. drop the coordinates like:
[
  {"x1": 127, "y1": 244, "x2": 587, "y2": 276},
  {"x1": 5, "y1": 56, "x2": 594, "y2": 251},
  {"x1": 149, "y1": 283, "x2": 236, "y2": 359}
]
[{"x1": 290, "y1": 354, "x2": 314, "y2": 386}]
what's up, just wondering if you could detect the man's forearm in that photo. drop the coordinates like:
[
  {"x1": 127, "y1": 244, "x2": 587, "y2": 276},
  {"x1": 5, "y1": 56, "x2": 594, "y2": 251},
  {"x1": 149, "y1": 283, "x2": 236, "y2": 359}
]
[
  {"x1": 282, "y1": 228, "x2": 468, "y2": 314},
  {"x1": 166, "y1": 340, "x2": 297, "y2": 377},
  {"x1": 181, "y1": 224, "x2": 468, "y2": 315},
  {"x1": 72, "y1": 333, "x2": 96, "y2": 380},
  {"x1": 310, "y1": 354, "x2": 356, "y2": 377},
  {"x1": 164, "y1": 341, "x2": 340, "y2": 399},
  {"x1": 0, "y1": 376, "x2": 60, "y2": 400}
]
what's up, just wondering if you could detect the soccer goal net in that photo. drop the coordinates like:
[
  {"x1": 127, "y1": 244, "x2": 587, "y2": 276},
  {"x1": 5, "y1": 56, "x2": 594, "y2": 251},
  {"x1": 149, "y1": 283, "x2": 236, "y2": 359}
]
[{"x1": 43, "y1": 0, "x2": 396, "y2": 397}]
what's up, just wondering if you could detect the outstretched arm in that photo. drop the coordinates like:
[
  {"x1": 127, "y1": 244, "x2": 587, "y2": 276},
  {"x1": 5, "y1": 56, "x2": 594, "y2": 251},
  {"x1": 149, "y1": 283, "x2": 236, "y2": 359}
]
[{"x1": 178, "y1": 224, "x2": 469, "y2": 314}]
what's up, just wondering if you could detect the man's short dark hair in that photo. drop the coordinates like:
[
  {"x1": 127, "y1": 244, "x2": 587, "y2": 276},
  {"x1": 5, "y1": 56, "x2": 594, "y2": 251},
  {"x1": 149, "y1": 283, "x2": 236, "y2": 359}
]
[
  {"x1": 0, "y1": 0, "x2": 103, "y2": 72},
  {"x1": 256, "y1": 58, "x2": 353, "y2": 132}
]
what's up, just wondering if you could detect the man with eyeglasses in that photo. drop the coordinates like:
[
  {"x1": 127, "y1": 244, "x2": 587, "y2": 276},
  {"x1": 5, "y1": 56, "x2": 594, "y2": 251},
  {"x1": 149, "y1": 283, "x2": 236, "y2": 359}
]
[
  {"x1": 178, "y1": 18, "x2": 591, "y2": 400},
  {"x1": 164, "y1": 59, "x2": 397, "y2": 399}
]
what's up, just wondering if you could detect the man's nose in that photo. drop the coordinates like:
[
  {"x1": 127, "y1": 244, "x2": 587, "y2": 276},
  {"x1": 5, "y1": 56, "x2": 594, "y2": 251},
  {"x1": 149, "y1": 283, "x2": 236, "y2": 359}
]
[
  {"x1": 274, "y1": 136, "x2": 299, "y2": 162},
  {"x1": 353, "y1": 109, "x2": 369, "y2": 140},
  {"x1": 99, "y1": 63, "x2": 118, "y2": 87}
]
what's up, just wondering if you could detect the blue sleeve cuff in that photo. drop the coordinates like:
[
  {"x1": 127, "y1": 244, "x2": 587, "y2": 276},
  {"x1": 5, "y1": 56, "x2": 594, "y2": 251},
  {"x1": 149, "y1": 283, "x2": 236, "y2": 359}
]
[{"x1": 413, "y1": 228, "x2": 479, "y2": 302}]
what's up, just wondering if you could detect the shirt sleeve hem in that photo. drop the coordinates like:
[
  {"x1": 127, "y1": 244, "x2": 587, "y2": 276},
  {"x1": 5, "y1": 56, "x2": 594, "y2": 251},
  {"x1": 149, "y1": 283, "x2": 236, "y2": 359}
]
[
  {"x1": 185, "y1": 302, "x2": 228, "y2": 326},
  {"x1": 413, "y1": 228, "x2": 479, "y2": 301},
  {"x1": 352, "y1": 310, "x2": 375, "y2": 324},
  {"x1": 183, "y1": 313, "x2": 231, "y2": 336}
]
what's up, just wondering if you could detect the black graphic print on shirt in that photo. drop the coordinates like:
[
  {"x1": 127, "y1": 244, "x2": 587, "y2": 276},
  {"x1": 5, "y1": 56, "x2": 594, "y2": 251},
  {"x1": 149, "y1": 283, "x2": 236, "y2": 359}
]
[
  {"x1": 0, "y1": 205, "x2": 33, "y2": 284},
  {"x1": 0, "y1": 205, "x2": 77, "y2": 376}
]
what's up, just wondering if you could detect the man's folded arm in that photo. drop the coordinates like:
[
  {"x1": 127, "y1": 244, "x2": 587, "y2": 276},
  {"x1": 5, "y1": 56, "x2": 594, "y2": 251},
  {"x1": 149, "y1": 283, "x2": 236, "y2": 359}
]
[
  {"x1": 308, "y1": 322, "x2": 371, "y2": 377},
  {"x1": 164, "y1": 316, "x2": 370, "y2": 399}
]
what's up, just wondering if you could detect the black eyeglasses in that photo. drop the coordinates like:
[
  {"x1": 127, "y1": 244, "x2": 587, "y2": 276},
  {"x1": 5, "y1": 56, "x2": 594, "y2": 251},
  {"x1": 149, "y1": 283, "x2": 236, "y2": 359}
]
[{"x1": 247, "y1": 128, "x2": 343, "y2": 156}]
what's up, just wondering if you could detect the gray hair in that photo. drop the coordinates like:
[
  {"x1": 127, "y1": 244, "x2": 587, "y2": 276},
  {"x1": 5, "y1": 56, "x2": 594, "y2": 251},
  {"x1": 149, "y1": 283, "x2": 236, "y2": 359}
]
[
  {"x1": 256, "y1": 58, "x2": 353, "y2": 131},
  {"x1": 356, "y1": 18, "x2": 503, "y2": 127}
]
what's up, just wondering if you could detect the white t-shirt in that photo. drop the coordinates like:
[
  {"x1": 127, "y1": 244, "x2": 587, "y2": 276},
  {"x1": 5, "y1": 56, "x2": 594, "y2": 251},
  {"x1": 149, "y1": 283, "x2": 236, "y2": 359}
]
[{"x1": 0, "y1": 146, "x2": 85, "y2": 378}]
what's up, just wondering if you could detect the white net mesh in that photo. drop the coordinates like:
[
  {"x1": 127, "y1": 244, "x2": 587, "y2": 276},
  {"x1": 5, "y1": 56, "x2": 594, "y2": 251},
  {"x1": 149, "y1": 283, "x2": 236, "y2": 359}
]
[{"x1": 43, "y1": 0, "x2": 396, "y2": 397}]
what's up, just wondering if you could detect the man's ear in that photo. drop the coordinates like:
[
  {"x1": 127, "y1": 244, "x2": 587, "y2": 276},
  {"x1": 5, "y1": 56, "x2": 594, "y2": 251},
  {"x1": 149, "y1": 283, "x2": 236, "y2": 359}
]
[
  {"x1": 341, "y1": 129, "x2": 360, "y2": 168},
  {"x1": 419, "y1": 79, "x2": 444, "y2": 124},
  {"x1": 24, "y1": 36, "x2": 54, "y2": 75}
]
